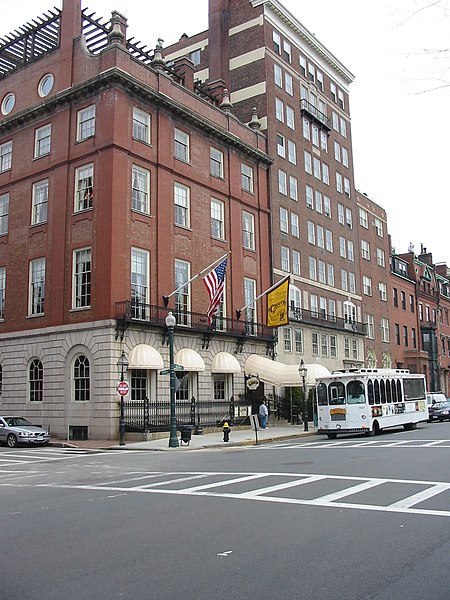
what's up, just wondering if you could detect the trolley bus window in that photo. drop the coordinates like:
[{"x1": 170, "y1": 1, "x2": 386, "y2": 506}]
[
  {"x1": 380, "y1": 380, "x2": 386, "y2": 404},
  {"x1": 346, "y1": 380, "x2": 365, "y2": 404},
  {"x1": 329, "y1": 382, "x2": 345, "y2": 405},
  {"x1": 397, "y1": 379, "x2": 402, "y2": 402},
  {"x1": 368, "y1": 379, "x2": 374, "y2": 405},
  {"x1": 391, "y1": 379, "x2": 397, "y2": 403},
  {"x1": 374, "y1": 380, "x2": 381, "y2": 404},
  {"x1": 386, "y1": 380, "x2": 392, "y2": 403},
  {"x1": 317, "y1": 383, "x2": 328, "y2": 406},
  {"x1": 403, "y1": 377, "x2": 426, "y2": 401}
]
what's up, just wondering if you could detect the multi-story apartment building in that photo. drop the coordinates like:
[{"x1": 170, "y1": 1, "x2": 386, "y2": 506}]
[
  {"x1": 390, "y1": 246, "x2": 450, "y2": 394},
  {"x1": 356, "y1": 191, "x2": 392, "y2": 368},
  {"x1": 0, "y1": 0, "x2": 273, "y2": 439},
  {"x1": 165, "y1": 0, "x2": 367, "y2": 374}
]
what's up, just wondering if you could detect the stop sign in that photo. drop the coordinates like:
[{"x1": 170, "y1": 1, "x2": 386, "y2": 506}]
[{"x1": 117, "y1": 381, "x2": 129, "y2": 396}]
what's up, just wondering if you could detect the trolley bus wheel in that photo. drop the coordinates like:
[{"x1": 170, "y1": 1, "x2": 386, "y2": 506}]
[
  {"x1": 403, "y1": 422, "x2": 417, "y2": 431},
  {"x1": 326, "y1": 432, "x2": 337, "y2": 440},
  {"x1": 373, "y1": 420, "x2": 380, "y2": 436}
]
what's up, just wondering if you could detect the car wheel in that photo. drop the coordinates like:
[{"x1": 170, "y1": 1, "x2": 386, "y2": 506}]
[{"x1": 7, "y1": 434, "x2": 18, "y2": 448}]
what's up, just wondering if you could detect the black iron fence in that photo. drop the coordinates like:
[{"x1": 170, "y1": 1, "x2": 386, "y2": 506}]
[{"x1": 123, "y1": 396, "x2": 252, "y2": 433}]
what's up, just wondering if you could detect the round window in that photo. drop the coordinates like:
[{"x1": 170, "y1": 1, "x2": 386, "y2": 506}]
[
  {"x1": 1, "y1": 93, "x2": 15, "y2": 115},
  {"x1": 38, "y1": 74, "x2": 54, "y2": 97}
]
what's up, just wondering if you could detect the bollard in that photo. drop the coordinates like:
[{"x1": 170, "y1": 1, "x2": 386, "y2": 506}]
[{"x1": 223, "y1": 421, "x2": 231, "y2": 442}]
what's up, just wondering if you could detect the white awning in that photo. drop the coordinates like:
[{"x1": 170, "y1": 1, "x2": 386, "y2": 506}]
[
  {"x1": 128, "y1": 344, "x2": 164, "y2": 370},
  {"x1": 244, "y1": 355, "x2": 331, "y2": 387},
  {"x1": 211, "y1": 352, "x2": 241, "y2": 374},
  {"x1": 175, "y1": 348, "x2": 205, "y2": 372}
]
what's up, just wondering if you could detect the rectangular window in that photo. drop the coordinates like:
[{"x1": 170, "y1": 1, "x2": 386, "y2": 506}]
[
  {"x1": 312, "y1": 332, "x2": 319, "y2": 356},
  {"x1": 283, "y1": 40, "x2": 291, "y2": 62},
  {"x1": 344, "y1": 338, "x2": 350, "y2": 359},
  {"x1": 287, "y1": 140, "x2": 296, "y2": 165},
  {"x1": 401, "y1": 290, "x2": 406, "y2": 310},
  {"x1": 274, "y1": 63, "x2": 282, "y2": 87},
  {"x1": 210, "y1": 147, "x2": 224, "y2": 178},
  {"x1": 132, "y1": 165, "x2": 150, "y2": 214},
  {"x1": 322, "y1": 163, "x2": 330, "y2": 185},
  {"x1": 242, "y1": 211, "x2": 255, "y2": 250},
  {"x1": 0, "y1": 141, "x2": 12, "y2": 172},
  {"x1": 73, "y1": 248, "x2": 91, "y2": 308},
  {"x1": 376, "y1": 248, "x2": 385, "y2": 267},
  {"x1": 410, "y1": 294, "x2": 415, "y2": 313},
  {"x1": 309, "y1": 257, "x2": 317, "y2": 281},
  {"x1": 345, "y1": 208, "x2": 353, "y2": 229},
  {"x1": 359, "y1": 208, "x2": 368, "y2": 228},
  {"x1": 347, "y1": 240, "x2": 354, "y2": 261},
  {"x1": 308, "y1": 63, "x2": 315, "y2": 83},
  {"x1": 344, "y1": 177, "x2": 351, "y2": 198},
  {"x1": 324, "y1": 196, "x2": 331, "y2": 218},
  {"x1": 338, "y1": 89, "x2": 345, "y2": 109},
  {"x1": 0, "y1": 193, "x2": 9, "y2": 235},
  {"x1": 211, "y1": 198, "x2": 224, "y2": 240},
  {"x1": 381, "y1": 317, "x2": 389, "y2": 342},
  {"x1": 320, "y1": 131, "x2": 328, "y2": 152},
  {"x1": 307, "y1": 221, "x2": 315, "y2": 244},
  {"x1": 339, "y1": 236, "x2": 347, "y2": 258},
  {"x1": 349, "y1": 272, "x2": 356, "y2": 294},
  {"x1": 412, "y1": 327, "x2": 417, "y2": 348},
  {"x1": 75, "y1": 164, "x2": 94, "y2": 212},
  {"x1": 285, "y1": 72, "x2": 293, "y2": 95},
  {"x1": 340, "y1": 117, "x2": 347, "y2": 138},
  {"x1": 303, "y1": 118, "x2": 310, "y2": 140},
  {"x1": 313, "y1": 157, "x2": 321, "y2": 180},
  {"x1": 393, "y1": 288, "x2": 398, "y2": 307},
  {"x1": 277, "y1": 134, "x2": 286, "y2": 158},
  {"x1": 284, "y1": 327, "x2": 292, "y2": 352},
  {"x1": 34, "y1": 124, "x2": 51, "y2": 158},
  {"x1": 289, "y1": 175, "x2": 298, "y2": 201},
  {"x1": 279, "y1": 207, "x2": 289, "y2": 233},
  {"x1": 317, "y1": 225, "x2": 324, "y2": 249},
  {"x1": 318, "y1": 260, "x2": 326, "y2": 284},
  {"x1": 330, "y1": 82, "x2": 337, "y2": 102},
  {"x1": 334, "y1": 141, "x2": 341, "y2": 162},
  {"x1": 395, "y1": 323, "x2": 400, "y2": 345},
  {"x1": 304, "y1": 151, "x2": 312, "y2": 174},
  {"x1": 281, "y1": 246, "x2": 290, "y2": 271},
  {"x1": 316, "y1": 70, "x2": 324, "y2": 91},
  {"x1": 315, "y1": 190, "x2": 323, "y2": 213},
  {"x1": 341, "y1": 269, "x2": 348, "y2": 291},
  {"x1": 327, "y1": 264, "x2": 334, "y2": 287},
  {"x1": 32, "y1": 179, "x2": 48, "y2": 225},
  {"x1": 330, "y1": 335, "x2": 337, "y2": 357},
  {"x1": 174, "y1": 183, "x2": 190, "y2": 228},
  {"x1": 312, "y1": 125, "x2": 319, "y2": 147},
  {"x1": 306, "y1": 185, "x2": 313, "y2": 209},
  {"x1": 361, "y1": 240, "x2": 370, "y2": 260},
  {"x1": 273, "y1": 29, "x2": 281, "y2": 53},
  {"x1": 244, "y1": 278, "x2": 257, "y2": 330},
  {"x1": 291, "y1": 213, "x2": 299, "y2": 237},
  {"x1": 241, "y1": 163, "x2": 254, "y2": 193},
  {"x1": 338, "y1": 203, "x2": 344, "y2": 225},
  {"x1": 403, "y1": 325, "x2": 408, "y2": 347},
  {"x1": 190, "y1": 49, "x2": 201, "y2": 65},
  {"x1": 336, "y1": 172, "x2": 343, "y2": 192},
  {"x1": 321, "y1": 334, "x2": 329, "y2": 357},
  {"x1": 77, "y1": 105, "x2": 96, "y2": 141},
  {"x1": 352, "y1": 339, "x2": 358, "y2": 360},
  {"x1": 374, "y1": 218, "x2": 383, "y2": 237},
  {"x1": 174, "y1": 128, "x2": 190, "y2": 162},
  {"x1": 342, "y1": 147, "x2": 349, "y2": 167},
  {"x1": 132, "y1": 108, "x2": 151, "y2": 143},
  {"x1": 332, "y1": 111, "x2": 339, "y2": 131},
  {"x1": 175, "y1": 259, "x2": 190, "y2": 324},
  {"x1": 131, "y1": 248, "x2": 149, "y2": 317},
  {"x1": 286, "y1": 106, "x2": 295, "y2": 129},
  {"x1": 326, "y1": 230, "x2": 333, "y2": 253},
  {"x1": 299, "y1": 55, "x2": 307, "y2": 77},
  {"x1": 329, "y1": 300, "x2": 336, "y2": 322},
  {"x1": 0, "y1": 267, "x2": 5, "y2": 320},
  {"x1": 278, "y1": 170, "x2": 287, "y2": 195},
  {"x1": 275, "y1": 97, "x2": 284, "y2": 122},
  {"x1": 294, "y1": 328, "x2": 303, "y2": 353},
  {"x1": 29, "y1": 258, "x2": 45, "y2": 316},
  {"x1": 365, "y1": 314, "x2": 375, "y2": 339},
  {"x1": 292, "y1": 250, "x2": 300, "y2": 275},
  {"x1": 363, "y1": 275, "x2": 372, "y2": 296}
]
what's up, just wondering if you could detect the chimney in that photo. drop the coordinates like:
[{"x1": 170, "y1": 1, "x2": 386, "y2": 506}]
[
  {"x1": 59, "y1": 0, "x2": 82, "y2": 88},
  {"x1": 208, "y1": 0, "x2": 230, "y2": 90}
]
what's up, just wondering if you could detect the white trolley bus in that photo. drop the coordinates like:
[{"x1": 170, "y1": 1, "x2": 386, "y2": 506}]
[{"x1": 316, "y1": 369, "x2": 427, "y2": 439}]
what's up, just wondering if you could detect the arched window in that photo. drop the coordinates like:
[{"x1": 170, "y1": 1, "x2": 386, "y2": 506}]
[
  {"x1": 29, "y1": 359, "x2": 43, "y2": 402},
  {"x1": 343, "y1": 301, "x2": 357, "y2": 326},
  {"x1": 74, "y1": 355, "x2": 90, "y2": 402}
]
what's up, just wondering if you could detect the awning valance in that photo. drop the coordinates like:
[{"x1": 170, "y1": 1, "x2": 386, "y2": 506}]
[
  {"x1": 244, "y1": 355, "x2": 331, "y2": 387},
  {"x1": 128, "y1": 344, "x2": 164, "y2": 370},
  {"x1": 175, "y1": 348, "x2": 205, "y2": 372},
  {"x1": 211, "y1": 352, "x2": 241, "y2": 374}
]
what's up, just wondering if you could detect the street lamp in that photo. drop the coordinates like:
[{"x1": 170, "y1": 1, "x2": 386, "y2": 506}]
[
  {"x1": 166, "y1": 311, "x2": 179, "y2": 448},
  {"x1": 299, "y1": 359, "x2": 308, "y2": 432},
  {"x1": 117, "y1": 350, "x2": 129, "y2": 446}
]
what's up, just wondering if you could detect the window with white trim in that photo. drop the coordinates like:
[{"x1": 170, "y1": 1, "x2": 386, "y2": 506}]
[
  {"x1": 310, "y1": 294, "x2": 318, "y2": 318},
  {"x1": 74, "y1": 355, "x2": 90, "y2": 402},
  {"x1": 341, "y1": 269, "x2": 348, "y2": 291},
  {"x1": 29, "y1": 358, "x2": 43, "y2": 402},
  {"x1": 277, "y1": 134, "x2": 286, "y2": 158},
  {"x1": 340, "y1": 117, "x2": 347, "y2": 138},
  {"x1": 312, "y1": 332, "x2": 319, "y2": 356},
  {"x1": 381, "y1": 318, "x2": 389, "y2": 342},
  {"x1": 132, "y1": 108, "x2": 150, "y2": 143},
  {"x1": 289, "y1": 176, "x2": 298, "y2": 201},
  {"x1": 274, "y1": 63, "x2": 282, "y2": 87},
  {"x1": 211, "y1": 198, "x2": 225, "y2": 240},
  {"x1": 325, "y1": 230, "x2": 333, "y2": 253},
  {"x1": 344, "y1": 177, "x2": 351, "y2": 198},
  {"x1": 283, "y1": 40, "x2": 291, "y2": 63},
  {"x1": 374, "y1": 217, "x2": 384, "y2": 237},
  {"x1": 0, "y1": 267, "x2": 5, "y2": 320},
  {"x1": 303, "y1": 117, "x2": 310, "y2": 140},
  {"x1": 339, "y1": 236, "x2": 346, "y2": 258},
  {"x1": 318, "y1": 260, "x2": 326, "y2": 283},
  {"x1": 361, "y1": 240, "x2": 370, "y2": 260},
  {"x1": 275, "y1": 97, "x2": 284, "y2": 122},
  {"x1": 313, "y1": 157, "x2": 321, "y2": 180},
  {"x1": 286, "y1": 106, "x2": 295, "y2": 129},
  {"x1": 210, "y1": 147, "x2": 224, "y2": 179},
  {"x1": 278, "y1": 170, "x2": 287, "y2": 195},
  {"x1": 77, "y1": 105, "x2": 96, "y2": 141},
  {"x1": 327, "y1": 263, "x2": 334, "y2": 287},
  {"x1": 309, "y1": 256, "x2": 317, "y2": 281},
  {"x1": 29, "y1": 258, "x2": 45, "y2": 316},
  {"x1": 307, "y1": 221, "x2": 315, "y2": 244},
  {"x1": 292, "y1": 250, "x2": 300, "y2": 275},
  {"x1": 174, "y1": 128, "x2": 190, "y2": 162},
  {"x1": 317, "y1": 225, "x2": 324, "y2": 249},
  {"x1": 0, "y1": 193, "x2": 9, "y2": 235},
  {"x1": 34, "y1": 124, "x2": 51, "y2": 158},
  {"x1": 241, "y1": 163, "x2": 254, "y2": 193},
  {"x1": 75, "y1": 164, "x2": 94, "y2": 212},
  {"x1": 365, "y1": 314, "x2": 375, "y2": 339},
  {"x1": 291, "y1": 213, "x2": 299, "y2": 237},
  {"x1": 175, "y1": 259, "x2": 191, "y2": 324},
  {"x1": 342, "y1": 147, "x2": 349, "y2": 167},
  {"x1": 376, "y1": 248, "x2": 385, "y2": 267},
  {"x1": 345, "y1": 208, "x2": 353, "y2": 229},
  {"x1": 349, "y1": 272, "x2": 356, "y2": 293},
  {"x1": 284, "y1": 327, "x2": 292, "y2": 352},
  {"x1": 244, "y1": 277, "x2": 257, "y2": 330},
  {"x1": 359, "y1": 207, "x2": 368, "y2": 228},
  {"x1": 131, "y1": 247, "x2": 149, "y2": 318},
  {"x1": 131, "y1": 165, "x2": 150, "y2": 214},
  {"x1": 0, "y1": 141, "x2": 12, "y2": 172},
  {"x1": 304, "y1": 151, "x2": 312, "y2": 174},
  {"x1": 174, "y1": 182, "x2": 190, "y2": 228},
  {"x1": 280, "y1": 207, "x2": 288, "y2": 233},
  {"x1": 347, "y1": 240, "x2": 354, "y2": 261},
  {"x1": 324, "y1": 196, "x2": 331, "y2": 218},
  {"x1": 285, "y1": 72, "x2": 293, "y2": 95},
  {"x1": 379, "y1": 282, "x2": 387, "y2": 301},
  {"x1": 281, "y1": 246, "x2": 290, "y2": 271},
  {"x1": 306, "y1": 185, "x2": 313, "y2": 209},
  {"x1": 242, "y1": 211, "x2": 255, "y2": 250},
  {"x1": 322, "y1": 163, "x2": 330, "y2": 185},
  {"x1": 73, "y1": 248, "x2": 91, "y2": 308},
  {"x1": 287, "y1": 140, "x2": 296, "y2": 164},
  {"x1": 336, "y1": 172, "x2": 343, "y2": 193},
  {"x1": 363, "y1": 275, "x2": 372, "y2": 296},
  {"x1": 294, "y1": 328, "x2": 303, "y2": 353},
  {"x1": 315, "y1": 190, "x2": 323, "y2": 214},
  {"x1": 338, "y1": 203, "x2": 344, "y2": 225},
  {"x1": 273, "y1": 31, "x2": 281, "y2": 54},
  {"x1": 32, "y1": 179, "x2": 48, "y2": 225}
]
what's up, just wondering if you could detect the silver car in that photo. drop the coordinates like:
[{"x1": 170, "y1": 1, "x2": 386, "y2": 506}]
[{"x1": 0, "y1": 416, "x2": 50, "y2": 447}]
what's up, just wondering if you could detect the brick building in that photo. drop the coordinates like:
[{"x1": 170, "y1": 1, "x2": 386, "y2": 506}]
[
  {"x1": 356, "y1": 191, "x2": 392, "y2": 368},
  {"x1": 166, "y1": 0, "x2": 367, "y2": 375},
  {"x1": 0, "y1": 0, "x2": 273, "y2": 439}
]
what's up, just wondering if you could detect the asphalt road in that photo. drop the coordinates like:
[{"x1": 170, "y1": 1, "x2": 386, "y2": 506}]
[{"x1": 1, "y1": 423, "x2": 450, "y2": 600}]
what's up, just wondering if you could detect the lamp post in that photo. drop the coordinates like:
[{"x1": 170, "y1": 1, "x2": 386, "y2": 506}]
[
  {"x1": 299, "y1": 359, "x2": 308, "y2": 432},
  {"x1": 117, "y1": 350, "x2": 129, "y2": 446},
  {"x1": 166, "y1": 311, "x2": 179, "y2": 448}
]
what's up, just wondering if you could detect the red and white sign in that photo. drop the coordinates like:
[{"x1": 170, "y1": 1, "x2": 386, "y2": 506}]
[{"x1": 117, "y1": 381, "x2": 129, "y2": 396}]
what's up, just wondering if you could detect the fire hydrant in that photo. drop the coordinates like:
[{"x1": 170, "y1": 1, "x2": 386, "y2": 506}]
[{"x1": 223, "y1": 421, "x2": 231, "y2": 442}]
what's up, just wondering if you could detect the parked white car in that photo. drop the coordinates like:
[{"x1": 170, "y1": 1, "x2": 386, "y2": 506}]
[
  {"x1": 0, "y1": 416, "x2": 50, "y2": 447},
  {"x1": 426, "y1": 392, "x2": 447, "y2": 407}
]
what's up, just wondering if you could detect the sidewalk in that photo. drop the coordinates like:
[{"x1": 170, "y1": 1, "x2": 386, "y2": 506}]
[{"x1": 50, "y1": 423, "x2": 318, "y2": 451}]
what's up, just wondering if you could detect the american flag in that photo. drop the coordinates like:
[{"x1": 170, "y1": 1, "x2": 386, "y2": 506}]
[{"x1": 203, "y1": 258, "x2": 228, "y2": 325}]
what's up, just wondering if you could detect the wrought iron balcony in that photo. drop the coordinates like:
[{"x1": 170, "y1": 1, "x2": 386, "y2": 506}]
[
  {"x1": 300, "y1": 99, "x2": 331, "y2": 131},
  {"x1": 288, "y1": 307, "x2": 366, "y2": 335},
  {"x1": 115, "y1": 300, "x2": 276, "y2": 344}
]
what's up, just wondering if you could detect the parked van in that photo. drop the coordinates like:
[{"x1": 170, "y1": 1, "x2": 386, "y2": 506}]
[{"x1": 426, "y1": 392, "x2": 447, "y2": 407}]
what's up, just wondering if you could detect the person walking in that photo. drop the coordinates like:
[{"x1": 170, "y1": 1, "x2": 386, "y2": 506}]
[{"x1": 259, "y1": 400, "x2": 268, "y2": 429}]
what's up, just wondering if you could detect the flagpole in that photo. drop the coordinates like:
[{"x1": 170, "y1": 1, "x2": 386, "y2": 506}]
[
  {"x1": 236, "y1": 274, "x2": 291, "y2": 319},
  {"x1": 163, "y1": 252, "x2": 229, "y2": 306}
]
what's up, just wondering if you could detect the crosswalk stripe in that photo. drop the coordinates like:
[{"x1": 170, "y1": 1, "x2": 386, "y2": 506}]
[{"x1": 388, "y1": 483, "x2": 450, "y2": 509}]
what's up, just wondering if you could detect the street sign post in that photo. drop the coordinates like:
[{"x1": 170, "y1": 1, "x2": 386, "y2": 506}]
[{"x1": 117, "y1": 381, "x2": 129, "y2": 396}]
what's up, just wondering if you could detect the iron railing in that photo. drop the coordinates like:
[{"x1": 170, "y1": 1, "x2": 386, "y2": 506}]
[
  {"x1": 288, "y1": 307, "x2": 366, "y2": 335},
  {"x1": 123, "y1": 396, "x2": 252, "y2": 433}
]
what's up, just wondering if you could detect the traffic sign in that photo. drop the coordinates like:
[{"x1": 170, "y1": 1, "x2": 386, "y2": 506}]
[{"x1": 117, "y1": 381, "x2": 129, "y2": 396}]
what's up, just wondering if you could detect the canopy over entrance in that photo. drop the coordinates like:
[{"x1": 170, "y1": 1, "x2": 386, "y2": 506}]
[{"x1": 244, "y1": 355, "x2": 331, "y2": 387}]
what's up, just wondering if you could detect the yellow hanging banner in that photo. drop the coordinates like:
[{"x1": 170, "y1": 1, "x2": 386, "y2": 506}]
[{"x1": 267, "y1": 278, "x2": 289, "y2": 327}]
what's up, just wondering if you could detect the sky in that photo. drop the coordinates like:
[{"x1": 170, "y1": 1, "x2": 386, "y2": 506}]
[{"x1": 3, "y1": 0, "x2": 449, "y2": 264}]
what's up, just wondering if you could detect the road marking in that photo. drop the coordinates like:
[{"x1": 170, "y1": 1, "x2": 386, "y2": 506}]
[
  {"x1": 313, "y1": 478, "x2": 387, "y2": 503},
  {"x1": 244, "y1": 475, "x2": 327, "y2": 497},
  {"x1": 181, "y1": 473, "x2": 268, "y2": 493},
  {"x1": 388, "y1": 483, "x2": 450, "y2": 509}
]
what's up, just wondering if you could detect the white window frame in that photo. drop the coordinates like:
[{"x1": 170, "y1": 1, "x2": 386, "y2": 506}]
[
  {"x1": 75, "y1": 163, "x2": 94, "y2": 212},
  {"x1": 0, "y1": 141, "x2": 12, "y2": 172},
  {"x1": 174, "y1": 182, "x2": 190, "y2": 228},
  {"x1": 72, "y1": 247, "x2": 91, "y2": 309},
  {"x1": 0, "y1": 193, "x2": 9, "y2": 236},
  {"x1": 32, "y1": 179, "x2": 48, "y2": 225},
  {"x1": 132, "y1": 107, "x2": 151, "y2": 144},
  {"x1": 242, "y1": 211, "x2": 255, "y2": 250},
  {"x1": 174, "y1": 128, "x2": 190, "y2": 162},
  {"x1": 34, "y1": 124, "x2": 51, "y2": 158},
  {"x1": 210, "y1": 147, "x2": 224, "y2": 179},
  {"x1": 77, "y1": 105, "x2": 96, "y2": 141},
  {"x1": 279, "y1": 207, "x2": 289, "y2": 233},
  {"x1": 29, "y1": 258, "x2": 45, "y2": 316},
  {"x1": 211, "y1": 198, "x2": 225, "y2": 240},
  {"x1": 241, "y1": 163, "x2": 254, "y2": 193},
  {"x1": 132, "y1": 165, "x2": 150, "y2": 214}
]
